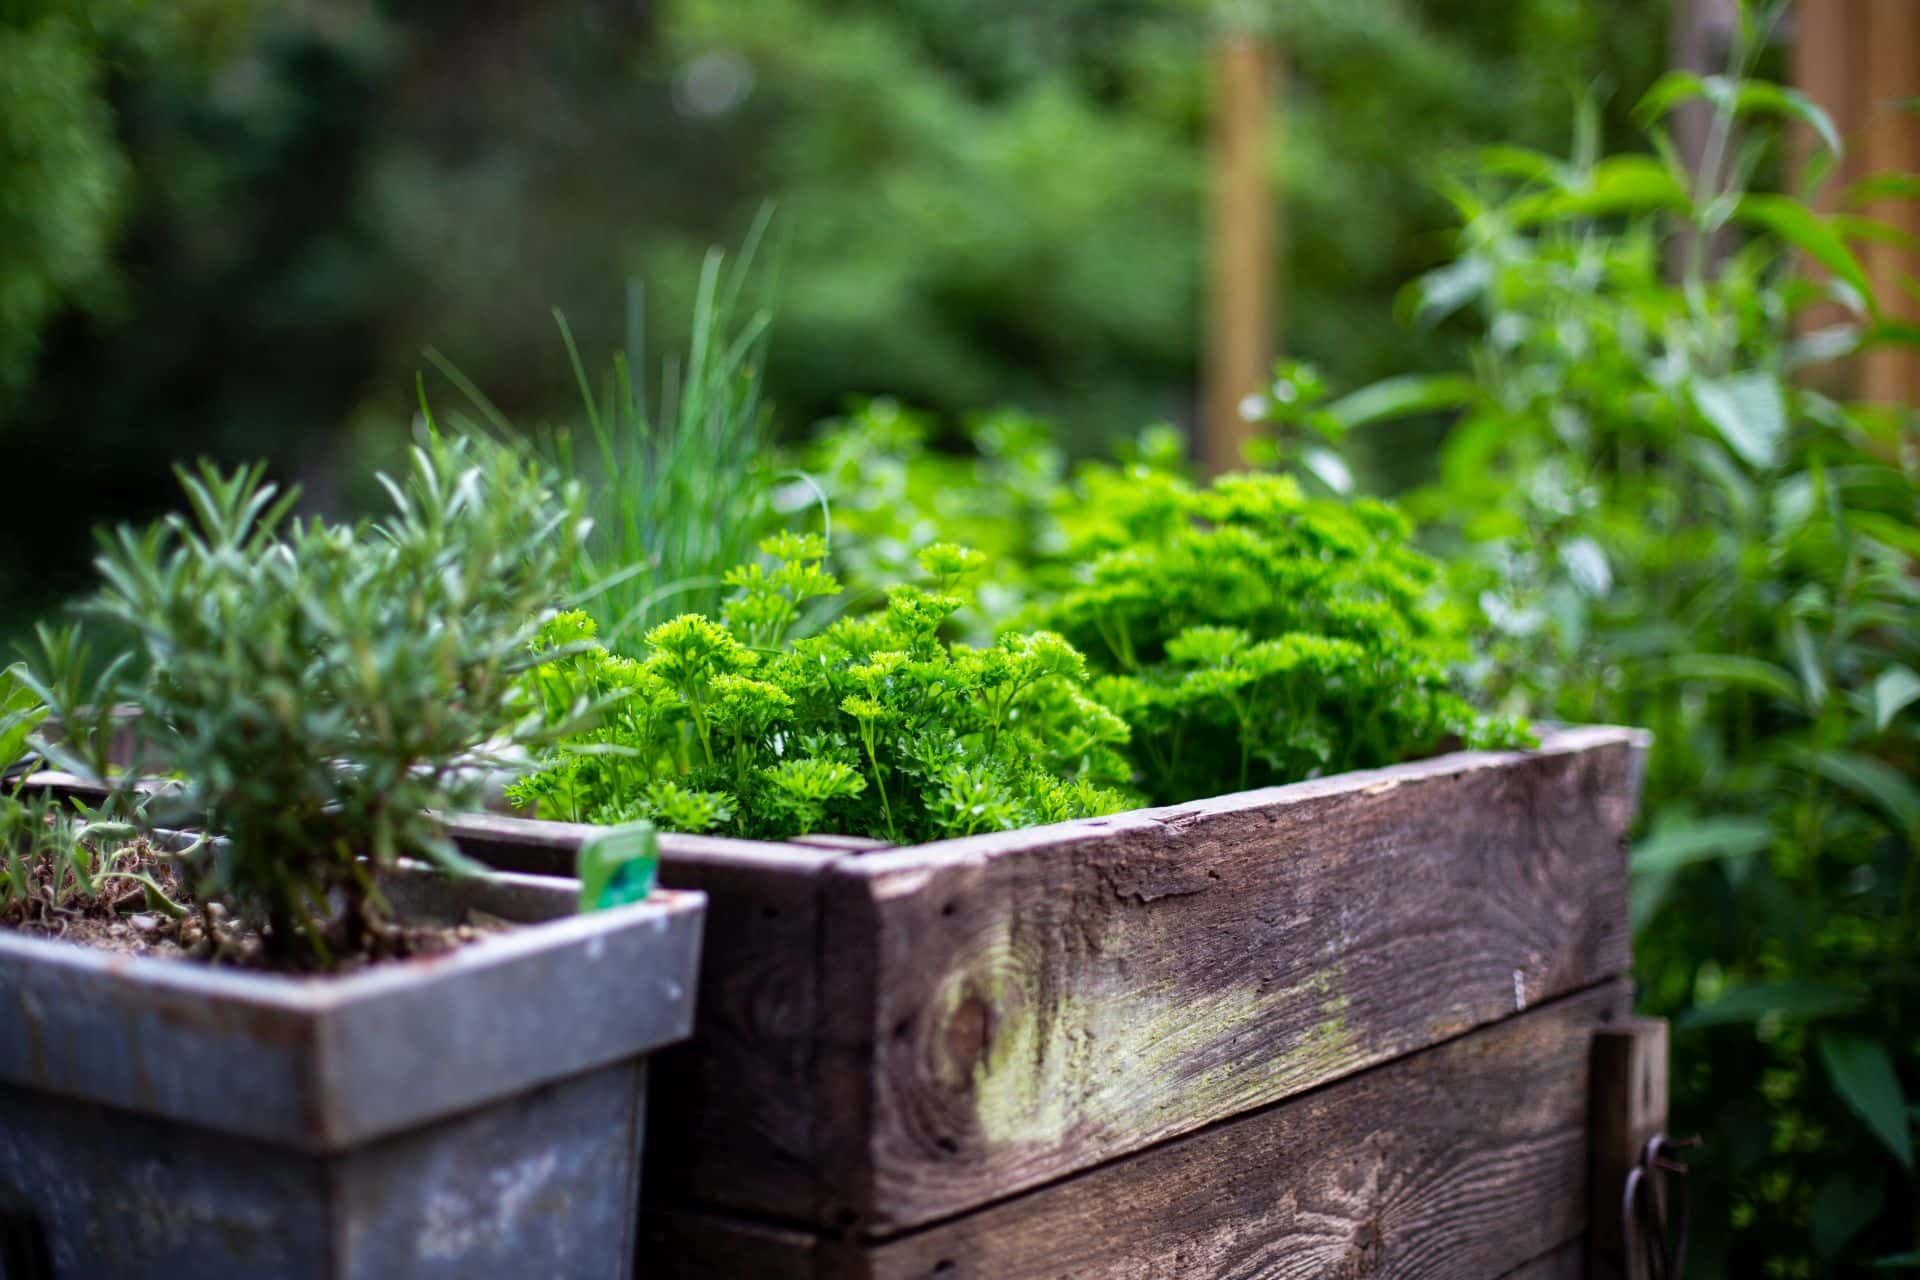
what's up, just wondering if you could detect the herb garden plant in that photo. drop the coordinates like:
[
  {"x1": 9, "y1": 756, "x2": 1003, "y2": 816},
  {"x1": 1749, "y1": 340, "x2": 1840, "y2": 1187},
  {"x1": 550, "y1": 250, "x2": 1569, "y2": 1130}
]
[
  {"x1": 1031, "y1": 467, "x2": 1531, "y2": 803},
  {"x1": 1284, "y1": 21, "x2": 1920, "y2": 1271},
  {"x1": 20, "y1": 432, "x2": 593, "y2": 970},
  {"x1": 432, "y1": 221, "x2": 790, "y2": 658},
  {"x1": 0, "y1": 433, "x2": 706, "y2": 1279},
  {"x1": 510, "y1": 536, "x2": 1135, "y2": 841},
  {"x1": 507, "y1": 446, "x2": 1527, "y2": 842}
]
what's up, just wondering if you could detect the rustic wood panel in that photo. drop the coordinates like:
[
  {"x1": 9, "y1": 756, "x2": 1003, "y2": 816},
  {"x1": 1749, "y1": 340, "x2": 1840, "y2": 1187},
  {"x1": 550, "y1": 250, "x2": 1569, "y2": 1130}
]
[
  {"x1": 819, "y1": 727, "x2": 1644, "y2": 1231},
  {"x1": 642, "y1": 839, "x2": 853, "y2": 1223},
  {"x1": 644, "y1": 982, "x2": 1631, "y2": 1279},
  {"x1": 790, "y1": 835, "x2": 895, "y2": 854},
  {"x1": 1497, "y1": 1239, "x2": 1585, "y2": 1280},
  {"x1": 435, "y1": 809, "x2": 592, "y2": 875},
  {"x1": 1588, "y1": 1019, "x2": 1670, "y2": 1280},
  {"x1": 638, "y1": 1206, "x2": 825, "y2": 1280}
]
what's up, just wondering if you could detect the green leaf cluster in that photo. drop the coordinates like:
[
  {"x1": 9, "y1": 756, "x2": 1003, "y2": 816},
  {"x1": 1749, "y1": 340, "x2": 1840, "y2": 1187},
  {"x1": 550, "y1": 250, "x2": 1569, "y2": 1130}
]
[
  {"x1": 0, "y1": 8, "x2": 126, "y2": 403},
  {"x1": 798, "y1": 399, "x2": 1074, "y2": 639},
  {"x1": 22, "y1": 434, "x2": 588, "y2": 967},
  {"x1": 1032, "y1": 468, "x2": 1531, "y2": 804},
  {"x1": 1324, "y1": 26, "x2": 1920, "y2": 1270},
  {"x1": 508, "y1": 536, "x2": 1134, "y2": 843},
  {"x1": 0, "y1": 0, "x2": 262, "y2": 405}
]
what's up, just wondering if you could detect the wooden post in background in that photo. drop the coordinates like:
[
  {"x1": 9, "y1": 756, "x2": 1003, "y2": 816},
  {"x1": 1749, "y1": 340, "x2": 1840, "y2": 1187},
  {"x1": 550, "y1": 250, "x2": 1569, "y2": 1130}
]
[
  {"x1": 1791, "y1": 0, "x2": 1864, "y2": 188},
  {"x1": 1203, "y1": 33, "x2": 1277, "y2": 475},
  {"x1": 1790, "y1": 0, "x2": 1866, "y2": 394},
  {"x1": 1860, "y1": 0, "x2": 1920, "y2": 407},
  {"x1": 1791, "y1": 0, "x2": 1920, "y2": 405}
]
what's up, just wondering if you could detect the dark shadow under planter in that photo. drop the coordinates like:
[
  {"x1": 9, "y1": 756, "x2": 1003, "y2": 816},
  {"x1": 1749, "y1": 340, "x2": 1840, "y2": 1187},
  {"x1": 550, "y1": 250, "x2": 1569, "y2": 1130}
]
[{"x1": 0, "y1": 868, "x2": 704, "y2": 1280}]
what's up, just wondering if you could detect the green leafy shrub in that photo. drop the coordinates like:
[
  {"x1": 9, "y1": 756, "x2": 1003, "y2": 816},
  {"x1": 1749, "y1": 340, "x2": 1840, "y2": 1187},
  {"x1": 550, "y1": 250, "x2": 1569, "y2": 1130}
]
[
  {"x1": 0, "y1": 0, "x2": 261, "y2": 404},
  {"x1": 0, "y1": 7, "x2": 127, "y2": 401},
  {"x1": 24, "y1": 435, "x2": 588, "y2": 968},
  {"x1": 0, "y1": 663, "x2": 47, "y2": 779},
  {"x1": 509, "y1": 536, "x2": 1134, "y2": 842},
  {"x1": 1031, "y1": 468, "x2": 1529, "y2": 805},
  {"x1": 1321, "y1": 34, "x2": 1920, "y2": 1273}
]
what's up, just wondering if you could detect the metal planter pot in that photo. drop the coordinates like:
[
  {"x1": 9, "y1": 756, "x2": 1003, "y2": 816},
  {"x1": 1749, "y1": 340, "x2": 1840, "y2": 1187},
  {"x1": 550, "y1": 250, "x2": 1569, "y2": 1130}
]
[{"x1": 0, "y1": 868, "x2": 704, "y2": 1279}]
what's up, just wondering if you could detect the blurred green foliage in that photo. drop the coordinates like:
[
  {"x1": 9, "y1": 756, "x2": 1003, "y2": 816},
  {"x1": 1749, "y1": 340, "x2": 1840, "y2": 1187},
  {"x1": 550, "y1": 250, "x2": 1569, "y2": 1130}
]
[
  {"x1": 1308, "y1": 32, "x2": 1920, "y2": 1273},
  {"x1": 667, "y1": 0, "x2": 1669, "y2": 449},
  {"x1": 0, "y1": 0, "x2": 1666, "y2": 641},
  {"x1": 0, "y1": 8, "x2": 123, "y2": 400},
  {"x1": 1, "y1": 1, "x2": 262, "y2": 393}
]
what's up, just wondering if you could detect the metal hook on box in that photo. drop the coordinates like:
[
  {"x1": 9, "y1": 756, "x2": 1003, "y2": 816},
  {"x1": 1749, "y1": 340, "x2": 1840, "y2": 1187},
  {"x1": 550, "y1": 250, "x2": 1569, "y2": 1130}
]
[{"x1": 1621, "y1": 1132, "x2": 1696, "y2": 1280}]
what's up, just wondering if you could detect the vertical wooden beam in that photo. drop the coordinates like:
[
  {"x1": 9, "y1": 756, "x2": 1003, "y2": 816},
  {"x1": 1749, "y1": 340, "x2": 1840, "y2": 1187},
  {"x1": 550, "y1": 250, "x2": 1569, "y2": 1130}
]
[
  {"x1": 1791, "y1": 0, "x2": 1865, "y2": 188},
  {"x1": 1790, "y1": 0, "x2": 1867, "y2": 394},
  {"x1": 1588, "y1": 1019, "x2": 1671, "y2": 1280},
  {"x1": 1860, "y1": 0, "x2": 1920, "y2": 406},
  {"x1": 1203, "y1": 33, "x2": 1275, "y2": 476}
]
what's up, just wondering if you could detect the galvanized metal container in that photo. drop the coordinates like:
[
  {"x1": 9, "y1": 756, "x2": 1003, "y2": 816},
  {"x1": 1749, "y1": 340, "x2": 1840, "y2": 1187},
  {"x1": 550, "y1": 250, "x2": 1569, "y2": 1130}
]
[{"x1": 0, "y1": 868, "x2": 704, "y2": 1279}]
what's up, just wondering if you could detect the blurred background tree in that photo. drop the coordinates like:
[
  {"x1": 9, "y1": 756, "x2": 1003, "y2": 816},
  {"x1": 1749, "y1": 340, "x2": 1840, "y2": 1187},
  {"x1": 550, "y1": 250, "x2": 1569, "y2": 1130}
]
[{"x1": 0, "y1": 0, "x2": 1668, "y2": 642}]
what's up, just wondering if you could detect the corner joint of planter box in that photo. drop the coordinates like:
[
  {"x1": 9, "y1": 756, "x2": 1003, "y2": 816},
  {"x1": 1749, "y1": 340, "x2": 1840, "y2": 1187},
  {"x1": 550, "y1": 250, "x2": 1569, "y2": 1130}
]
[{"x1": 306, "y1": 998, "x2": 355, "y2": 1152}]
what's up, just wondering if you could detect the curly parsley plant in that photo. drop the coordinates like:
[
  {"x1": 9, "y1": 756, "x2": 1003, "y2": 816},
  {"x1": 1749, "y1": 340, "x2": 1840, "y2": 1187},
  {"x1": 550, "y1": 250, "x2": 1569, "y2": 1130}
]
[
  {"x1": 509, "y1": 536, "x2": 1135, "y2": 842},
  {"x1": 1034, "y1": 469, "x2": 1529, "y2": 803}
]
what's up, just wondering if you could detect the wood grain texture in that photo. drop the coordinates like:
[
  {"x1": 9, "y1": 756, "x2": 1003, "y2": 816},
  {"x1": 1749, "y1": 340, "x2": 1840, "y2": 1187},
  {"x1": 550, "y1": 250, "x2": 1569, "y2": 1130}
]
[
  {"x1": 820, "y1": 727, "x2": 1645, "y2": 1230},
  {"x1": 642, "y1": 839, "x2": 853, "y2": 1222},
  {"x1": 1588, "y1": 1019, "x2": 1670, "y2": 1280},
  {"x1": 790, "y1": 835, "x2": 896, "y2": 853},
  {"x1": 645, "y1": 982, "x2": 1632, "y2": 1279},
  {"x1": 638, "y1": 1206, "x2": 823, "y2": 1280},
  {"x1": 1496, "y1": 1239, "x2": 1584, "y2": 1280}
]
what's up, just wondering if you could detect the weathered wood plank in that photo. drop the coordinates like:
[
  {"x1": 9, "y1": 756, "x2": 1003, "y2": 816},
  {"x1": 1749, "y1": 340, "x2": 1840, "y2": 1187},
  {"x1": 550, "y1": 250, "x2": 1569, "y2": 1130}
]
[
  {"x1": 821, "y1": 727, "x2": 1645, "y2": 1231},
  {"x1": 642, "y1": 839, "x2": 853, "y2": 1224},
  {"x1": 855, "y1": 982, "x2": 1631, "y2": 1279},
  {"x1": 1497, "y1": 1238, "x2": 1585, "y2": 1280},
  {"x1": 13, "y1": 769, "x2": 110, "y2": 808},
  {"x1": 1588, "y1": 1019, "x2": 1670, "y2": 1280},
  {"x1": 648, "y1": 982, "x2": 1631, "y2": 1279},
  {"x1": 638, "y1": 1206, "x2": 823, "y2": 1280},
  {"x1": 790, "y1": 834, "x2": 896, "y2": 854}
]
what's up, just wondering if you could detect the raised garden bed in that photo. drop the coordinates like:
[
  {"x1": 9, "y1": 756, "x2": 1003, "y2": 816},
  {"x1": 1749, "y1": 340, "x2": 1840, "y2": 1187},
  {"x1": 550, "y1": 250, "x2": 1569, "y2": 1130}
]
[
  {"x1": 433, "y1": 723, "x2": 1656, "y2": 1277},
  {"x1": 0, "y1": 862, "x2": 703, "y2": 1279},
  {"x1": 23, "y1": 726, "x2": 1655, "y2": 1276}
]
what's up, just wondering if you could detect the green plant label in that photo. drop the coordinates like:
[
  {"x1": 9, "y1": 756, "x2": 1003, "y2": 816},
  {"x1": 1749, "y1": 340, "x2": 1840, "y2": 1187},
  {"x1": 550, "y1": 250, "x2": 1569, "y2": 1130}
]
[{"x1": 576, "y1": 821, "x2": 659, "y2": 913}]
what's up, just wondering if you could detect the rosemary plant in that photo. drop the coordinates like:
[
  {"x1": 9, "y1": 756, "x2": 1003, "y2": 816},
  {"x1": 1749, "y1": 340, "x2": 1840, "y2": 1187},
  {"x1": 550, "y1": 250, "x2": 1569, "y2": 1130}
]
[{"x1": 24, "y1": 434, "x2": 590, "y2": 968}]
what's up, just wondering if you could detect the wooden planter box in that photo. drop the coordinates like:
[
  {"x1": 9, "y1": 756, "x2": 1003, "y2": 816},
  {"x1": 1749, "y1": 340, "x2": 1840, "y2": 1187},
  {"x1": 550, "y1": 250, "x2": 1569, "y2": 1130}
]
[{"x1": 431, "y1": 725, "x2": 1657, "y2": 1278}]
